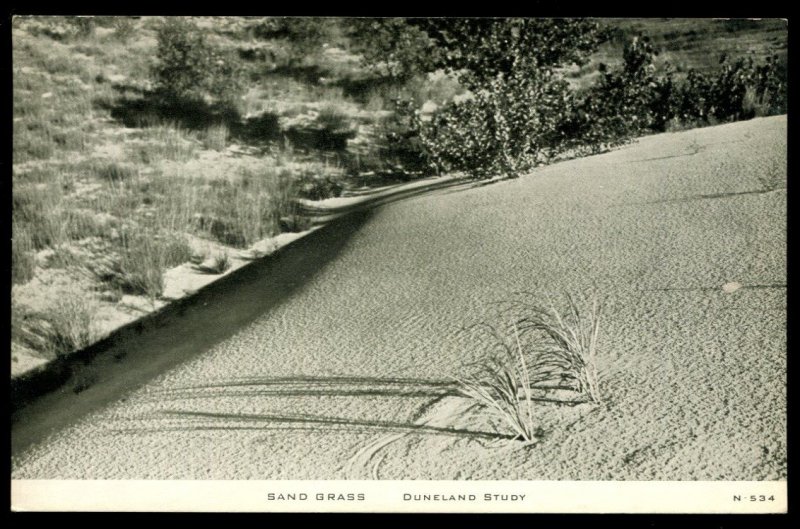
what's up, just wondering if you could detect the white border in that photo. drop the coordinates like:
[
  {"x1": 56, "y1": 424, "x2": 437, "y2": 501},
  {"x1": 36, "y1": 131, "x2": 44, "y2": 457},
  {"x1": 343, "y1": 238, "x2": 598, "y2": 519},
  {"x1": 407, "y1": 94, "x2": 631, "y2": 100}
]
[{"x1": 11, "y1": 480, "x2": 787, "y2": 513}]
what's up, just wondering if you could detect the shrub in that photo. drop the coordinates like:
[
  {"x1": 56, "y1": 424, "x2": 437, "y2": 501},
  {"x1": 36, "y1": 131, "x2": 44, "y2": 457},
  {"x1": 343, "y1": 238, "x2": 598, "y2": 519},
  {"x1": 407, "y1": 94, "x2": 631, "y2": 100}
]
[
  {"x1": 753, "y1": 55, "x2": 788, "y2": 115},
  {"x1": 706, "y1": 54, "x2": 786, "y2": 121},
  {"x1": 347, "y1": 18, "x2": 435, "y2": 81},
  {"x1": 251, "y1": 17, "x2": 336, "y2": 52},
  {"x1": 568, "y1": 37, "x2": 788, "y2": 146},
  {"x1": 152, "y1": 18, "x2": 244, "y2": 107},
  {"x1": 709, "y1": 55, "x2": 756, "y2": 121},
  {"x1": 574, "y1": 36, "x2": 664, "y2": 143},
  {"x1": 674, "y1": 69, "x2": 713, "y2": 124},
  {"x1": 417, "y1": 70, "x2": 574, "y2": 178}
]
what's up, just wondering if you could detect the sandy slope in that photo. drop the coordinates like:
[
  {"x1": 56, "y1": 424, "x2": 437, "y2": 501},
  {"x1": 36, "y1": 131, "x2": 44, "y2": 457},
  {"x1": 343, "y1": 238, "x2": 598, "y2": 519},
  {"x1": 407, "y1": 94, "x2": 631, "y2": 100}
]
[{"x1": 12, "y1": 116, "x2": 786, "y2": 480}]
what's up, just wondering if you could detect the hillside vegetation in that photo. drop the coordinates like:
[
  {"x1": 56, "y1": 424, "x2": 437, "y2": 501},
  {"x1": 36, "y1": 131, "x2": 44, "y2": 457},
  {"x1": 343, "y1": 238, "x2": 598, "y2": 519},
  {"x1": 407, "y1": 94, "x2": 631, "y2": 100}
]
[{"x1": 11, "y1": 17, "x2": 787, "y2": 375}]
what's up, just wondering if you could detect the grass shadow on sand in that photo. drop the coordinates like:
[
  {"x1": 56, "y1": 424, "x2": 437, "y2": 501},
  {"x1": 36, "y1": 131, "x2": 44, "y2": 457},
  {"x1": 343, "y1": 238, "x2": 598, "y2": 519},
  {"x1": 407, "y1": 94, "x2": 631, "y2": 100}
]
[
  {"x1": 105, "y1": 374, "x2": 589, "y2": 447},
  {"x1": 140, "y1": 375, "x2": 583, "y2": 406},
  {"x1": 121, "y1": 408, "x2": 514, "y2": 441}
]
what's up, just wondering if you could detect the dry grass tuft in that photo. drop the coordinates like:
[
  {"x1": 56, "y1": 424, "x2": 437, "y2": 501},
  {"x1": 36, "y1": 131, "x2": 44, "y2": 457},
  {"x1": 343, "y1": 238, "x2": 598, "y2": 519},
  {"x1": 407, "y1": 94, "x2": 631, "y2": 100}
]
[
  {"x1": 114, "y1": 229, "x2": 192, "y2": 301},
  {"x1": 11, "y1": 223, "x2": 37, "y2": 285},
  {"x1": 455, "y1": 292, "x2": 604, "y2": 443},
  {"x1": 511, "y1": 292, "x2": 604, "y2": 404},
  {"x1": 14, "y1": 294, "x2": 100, "y2": 359},
  {"x1": 208, "y1": 251, "x2": 231, "y2": 273},
  {"x1": 202, "y1": 123, "x2": 229, "y2": 151},
  {"x1": 453, "y1": 322, "x2": 539, "y2": 443}
]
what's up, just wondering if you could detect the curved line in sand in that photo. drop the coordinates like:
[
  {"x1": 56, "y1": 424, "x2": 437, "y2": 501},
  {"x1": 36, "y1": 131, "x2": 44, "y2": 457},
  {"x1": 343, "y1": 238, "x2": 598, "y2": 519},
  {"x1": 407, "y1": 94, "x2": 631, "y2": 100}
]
[{"x1": 343, "y1": 396, "x2": 475, "y2": 479}]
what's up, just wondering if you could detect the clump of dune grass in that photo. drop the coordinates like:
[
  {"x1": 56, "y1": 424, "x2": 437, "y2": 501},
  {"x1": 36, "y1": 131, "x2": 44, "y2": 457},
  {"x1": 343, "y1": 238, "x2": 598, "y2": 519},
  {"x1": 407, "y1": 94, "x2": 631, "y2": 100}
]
[
  {"x1": 197, "y1": 167, "x2": 298, "y2": 247},
  {"x1": 11, "y1": 224, "x2": 36, "y2": 285},
  {"x1": 202, "y1": 123, "x2": 229, "y2": 151},
  {"x1": 12, "y1": 184, "x2": 69, "y2": 250},
  {"x1": 131, "y1": 124, "x2": 196, "y2": 163},
  {"x1": 509, "y1": 292, "x2": 604, "y2": 404},
  {"x1": 209, "y1": 251, "x2": 231, "y2": 273},
  {"x1": 95, "y1": 161, "x2": 137, "y2": 183},
  {"x1": 16, "y1": 293, "x2": 100, "y2": 359},
  {"x1": 455, "y1": 292, "x2": 604, "y2": 443},
  {"x1": 454, "y1": 322, "x2": 539, "y2": 443},
  {"x1": 316, "y1": 103, "x2": 354, "y2": 133},
  {"x1": 193, "y1": 249, "x2": 231, "y2": 274},
  {"x1": 115, "y1": 229, "x2": 192, "y2": 301}
]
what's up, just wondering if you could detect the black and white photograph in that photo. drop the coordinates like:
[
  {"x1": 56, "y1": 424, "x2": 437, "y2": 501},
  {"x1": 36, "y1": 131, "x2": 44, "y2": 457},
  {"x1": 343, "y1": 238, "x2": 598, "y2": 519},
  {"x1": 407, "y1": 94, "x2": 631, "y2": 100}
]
[{"x1": 9, "y1": 16, "x2": 787, "y2": 513}]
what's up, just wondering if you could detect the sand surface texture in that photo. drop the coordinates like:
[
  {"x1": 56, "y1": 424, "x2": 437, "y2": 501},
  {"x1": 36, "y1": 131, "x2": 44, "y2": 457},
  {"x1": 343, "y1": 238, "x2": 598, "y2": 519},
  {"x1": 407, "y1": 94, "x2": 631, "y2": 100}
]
[{"x1": 12, "y1": 116, "x2": 786, "y2": 480}]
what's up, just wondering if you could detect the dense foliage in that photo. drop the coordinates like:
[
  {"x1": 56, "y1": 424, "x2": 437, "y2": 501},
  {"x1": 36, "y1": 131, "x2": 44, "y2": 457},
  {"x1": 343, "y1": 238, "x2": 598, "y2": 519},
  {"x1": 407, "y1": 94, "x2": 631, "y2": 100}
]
[
  {"x1": 357, "y1": 18, "x2": 787, "y2": 179},
  {"x1": 152, "y1": 18, "x2": 243, "y2": 106},
  {"x1": 574, "y1": 38, "x2": 788, "y2": 146},
  {"x1": 359, "y1": 18, "x2": 609, "y2": 178}
]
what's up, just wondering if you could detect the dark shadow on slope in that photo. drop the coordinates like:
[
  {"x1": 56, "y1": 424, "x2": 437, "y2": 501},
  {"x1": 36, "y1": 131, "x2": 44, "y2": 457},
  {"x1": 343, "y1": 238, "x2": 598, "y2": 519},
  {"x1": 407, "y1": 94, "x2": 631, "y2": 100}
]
[
  {"x1": 11, "y1": 209, "x2": 375, "y2": 457},
  {"x1": 97, "y1": 86, "x2": 361, "y2": 153},
  {"x1": 334, "y1": 76, "x2": 398, "y2": 105},
  {"x1": 97, "y1": 88, "x2": 242, "y2": 131},
  {"x1": 266, "y1": 64, "x2": 328, "y2": 86},
  {"x1": 96, "y1": 86, "x2": 281, "y2": 147},
  {"x1": 232, "y1": 112, "x2": 283, "y2": 144}
]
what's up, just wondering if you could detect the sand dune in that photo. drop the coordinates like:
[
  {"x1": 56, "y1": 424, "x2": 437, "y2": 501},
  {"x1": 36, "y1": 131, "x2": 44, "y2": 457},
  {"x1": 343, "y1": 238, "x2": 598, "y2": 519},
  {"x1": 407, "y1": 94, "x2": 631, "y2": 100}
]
[{"x1": 12, "y1": 116, "x2": 786, "y2": 480}]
